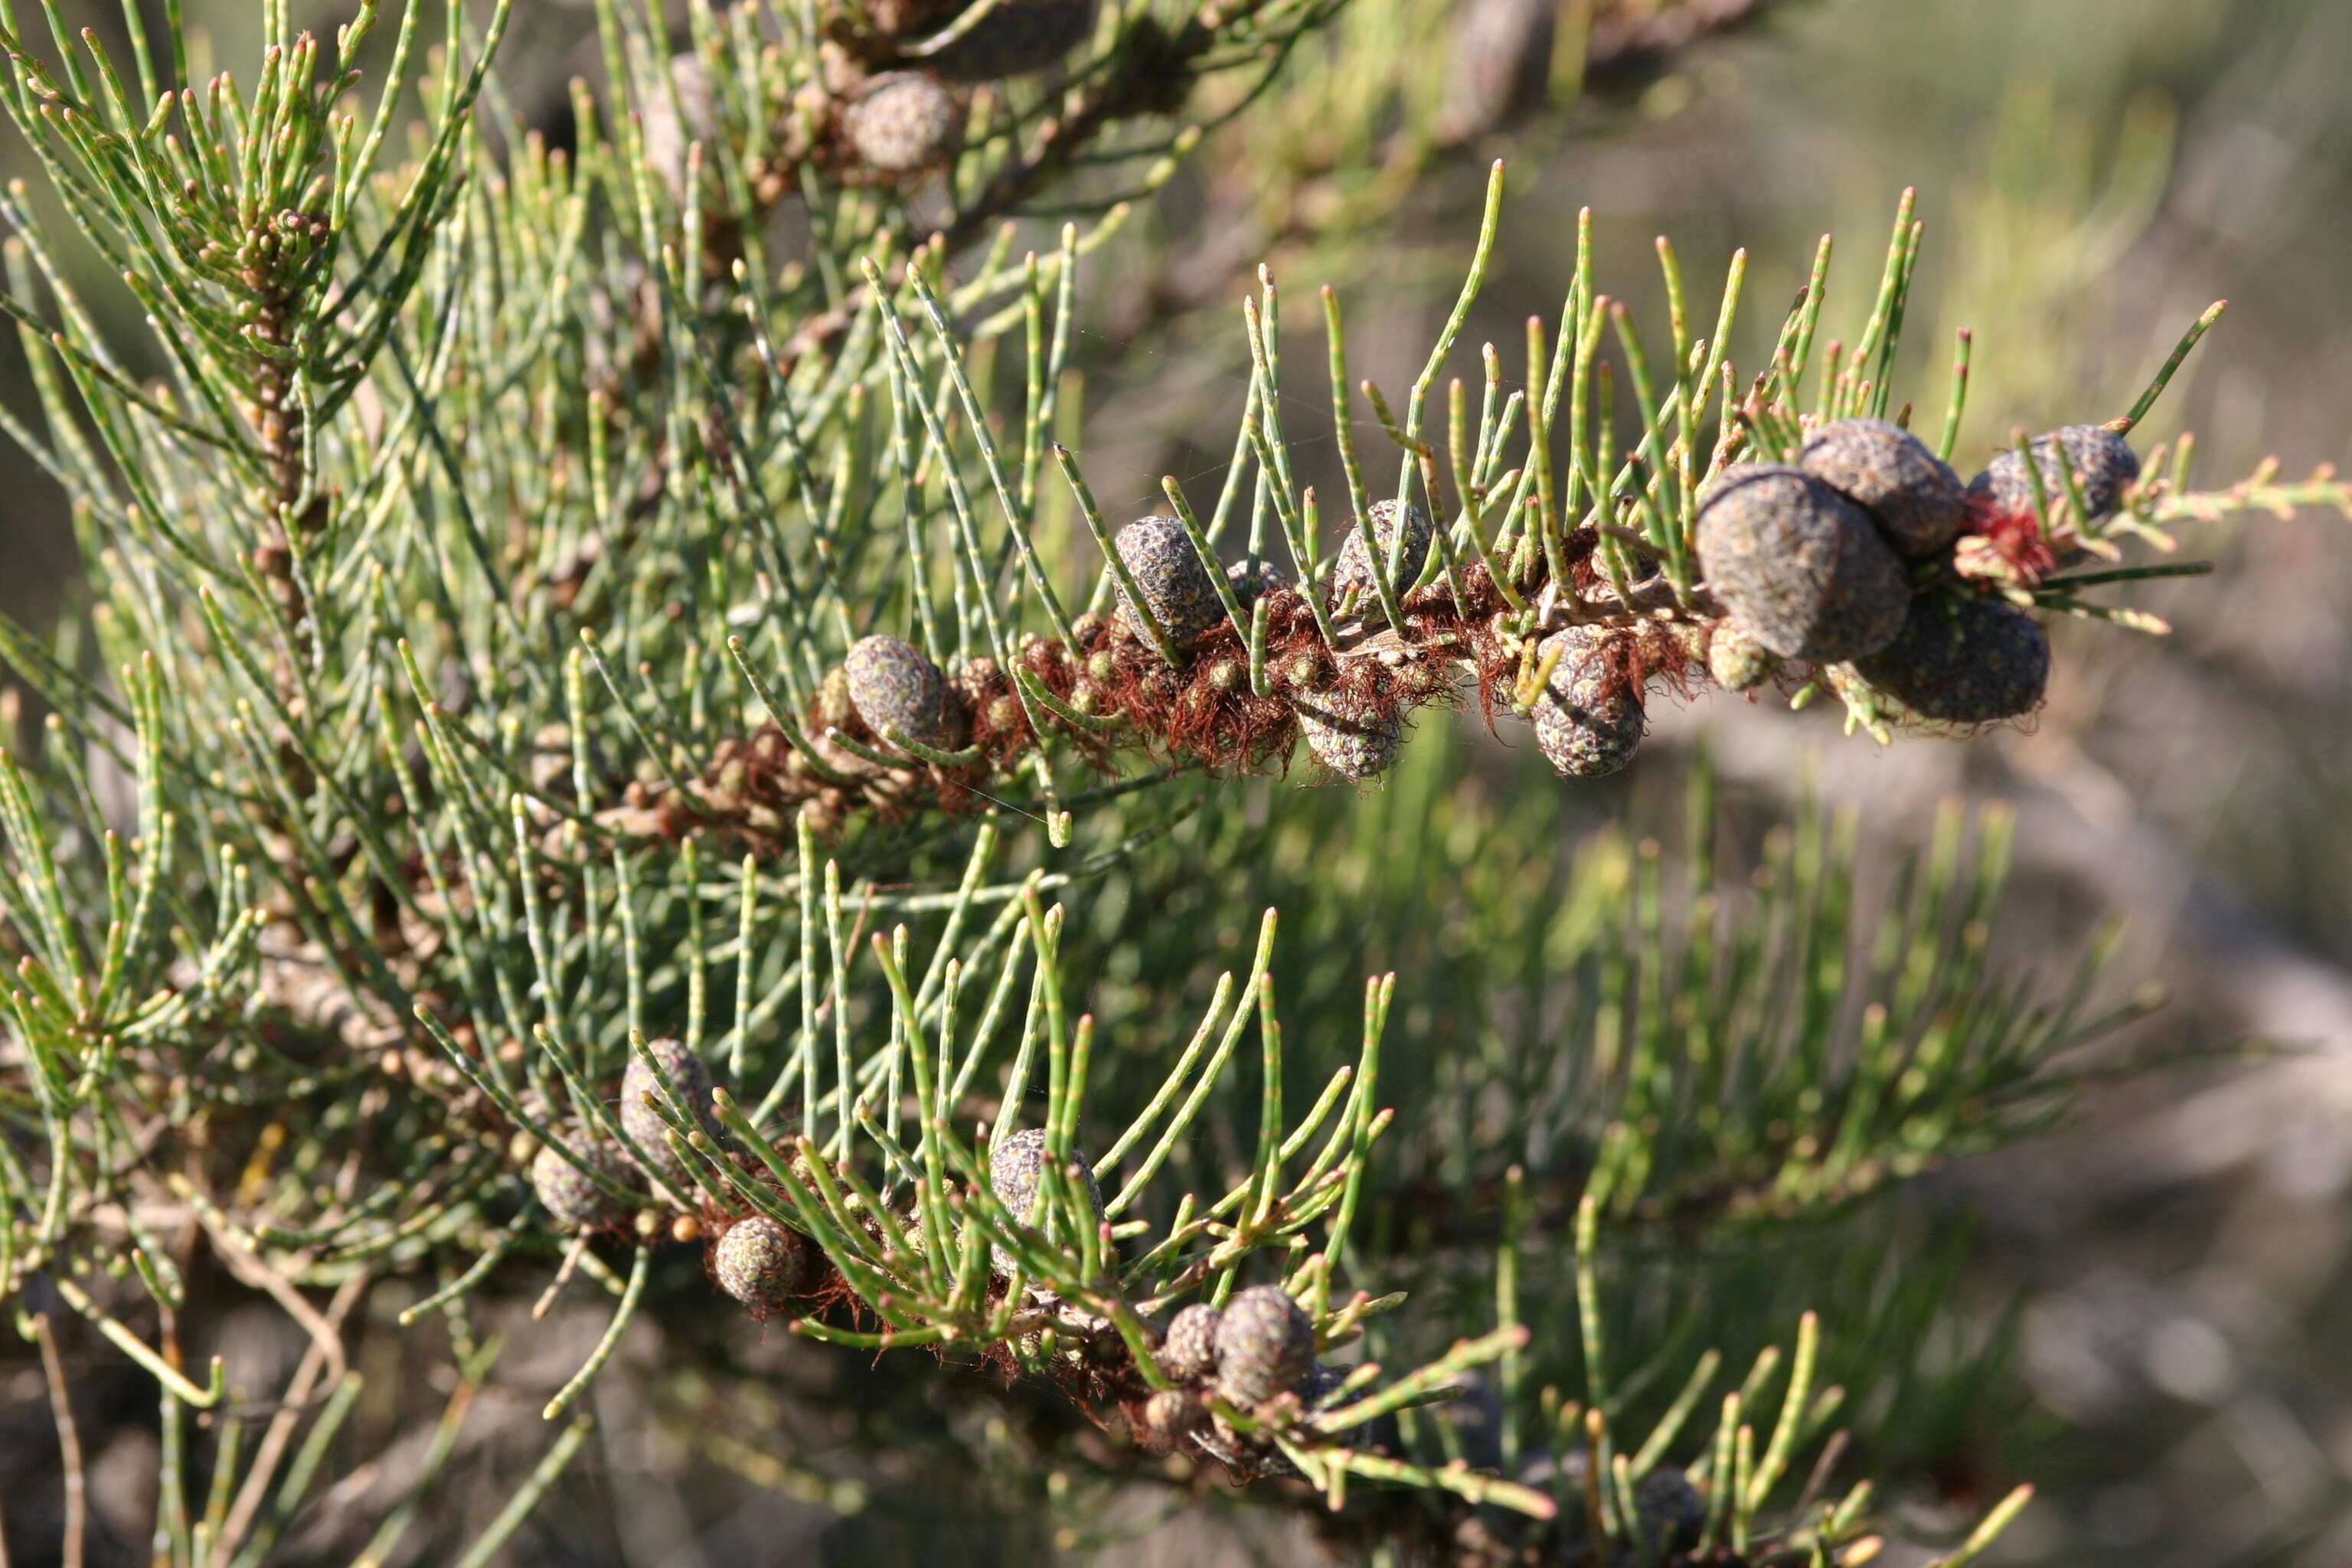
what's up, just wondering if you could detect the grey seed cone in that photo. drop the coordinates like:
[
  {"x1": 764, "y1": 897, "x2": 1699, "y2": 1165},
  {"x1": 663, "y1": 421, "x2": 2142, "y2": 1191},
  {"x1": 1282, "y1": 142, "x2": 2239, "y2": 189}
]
[
  {"x1": 955, "y1": 655, "x2": 1003, "y2": 709},
  {"x1": 621, "y1": 1037, "x2": 715, "y2": 1189},
  {"x1": 1799, "y1": 416, "x2": 1968, "y2": 558},
  {"x1": 845, "y1": 635, "x2": 963, "y2": 752},
  {"x1": 1849, "y1": 592, "x2": 2050, "y2": 725},
  {"x1": 1695, "y1": 464, "x2": 1908, "y2": 662},
  {"x1": 1706, "y1": 618, "x2": 1781, "y2": 692},
  {"x1": 1329, "y1": 499, "x2": 1432, "y2": 619},
  {"x1": 1635, "y1": 1466, "x2": 1708, "y2": 1557},
  {"x1": 925, "y1": 0, "x2": 1098, "y2": 83},
  {"x1": 1292, "y1": 684, "x2": 1403, "y2": 780},
  {"x1": 1112, "y1": 516, "x2": 1226, "y2": 648},
  {"x1": 986, "y1": 1127, "x2": 1103, "y2": 1282},
  {"x1": 714, "y1": 1214, "x2": 804, "y2": 1309},
  {"x1": 531, "y1": 1137, "x2": 636, "y2": 1231},
  {"x1": 884, "y1": 1210, "x2": 931, "y2": 1266},
  {"x1": 1214, "y1": 1284, "x2": 1316, "y2": 1404},
  {"x1": 1531, "y1": 627, "x2": 1644, "y2": 779},
  {"x1": 844, "y1": 72, "x2": 960, "y2": 175},
  {"x1": 1136, "y1": 1387, "x2": 1209, "y2": 1452},
  {"x1": 1159, "y1": 1302, "x2": 1222, "y2": 1383},
  {"x1": 1225, "y1": 557, "x2": 1292, "y2": 608},
  {"x1": 1971, "y1": 423, "x2": 2140, "y2": 524}
]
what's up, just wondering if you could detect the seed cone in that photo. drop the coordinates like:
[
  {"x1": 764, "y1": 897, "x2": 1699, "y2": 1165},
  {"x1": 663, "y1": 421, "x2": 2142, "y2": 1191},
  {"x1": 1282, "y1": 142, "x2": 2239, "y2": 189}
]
[
  {"x1": 1971, "y1": 424, "x2": 2140, "y2": 524},
  {"x1": 1112, "y1": 515, "x2": 1225, "y2": 648},
  {"x1": 986, "y1": 1127, "x2": 1103, "y2": 1282},
  {"x1": 1695, "y1": 464, "x2": 1908, "y2": 662},
  {"x1": 531, "y1": 1137, "x2": 636, "y2": 1231},
  {"x1": 1706, "y1": 618, "x2": 1781, "y2": 692},
  {"x1": 713, "y1": 1214, "x2": 805, "y2": 1310},
  {"x1": 1531, "y1": 628, "x2": 1644, "y2": 779},
  {"x1": 1159, "y1": 1302, "x2": 1222, "y2": 1383},
  {"x1": 1330, "y1": 499, "x2": 1431, "y2": 619},
  {"x1": 1225, "y1": 557, "x2": 1291, "y2": 607},
  {"x1": 621, "y1": 1037, "x2": 715, "y2": 1189},
  {"x1": 956, "y1": 655, "x2": 1003, "y2": 714},
  {"x1": 844, "y1": 72, "x2": 960, "y2": 175},
  {"x1": 1634, "y1": 1467, "x2": 1708, "y2": 1557},
  {"x1": 1136, "y1": 1387, "x2": 1209, "y2": 1453},
  {"x1": 882, "y1": 1210, "x2": 933, "y2": 1267},
  {"x1": 1292, "y1": 684, "x2": 1403, "y2": 780},
  {"x1": 844, "y1": 635, "x2": 962, "y2": 752},
  {"x1": 1849, "y1": 592, "x2": 2050, "y2": 725},
  {"x1": 1799, "y1": 416, "x2": 1968, "y2": 557},
  {"x1": 1214, "y1": 1284, "x2": 1315, "y2": 1404},
  {"x1": 925, "y1": 0, "x2": 1099, "y2": 82}
]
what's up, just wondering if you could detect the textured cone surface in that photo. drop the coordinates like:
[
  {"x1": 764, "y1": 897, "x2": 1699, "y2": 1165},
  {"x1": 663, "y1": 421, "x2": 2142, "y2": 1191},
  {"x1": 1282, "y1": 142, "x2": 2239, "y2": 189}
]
[
  {"x1": 1225, "y1": 557, "x2": 1291, "y2": 608},
  {"x1": 1532, "y1": 628, "x2": 1644, "y2": 779},
  {"x1": 621, "y1": 1037, "x2": 714, "y2": 1188},
  {"x1": 1136, "y1": 1387, "x2": 1209, "y2": 1453},
  {"x1": 885, "y1": 1213, "x2": 929, "y2": 1266},
  {"x1": 1706, "y1": 618, "x2": 1780, "y2": 692},
  {"x1": 1214, "y1": 1285, "x2": 1315, "y2": 1403},
  {"x1": 531, "y1": 1138, "x2": 635, "y2": 1230},
  {"x1": 1330, "y1": 499, "x2": 1432, "y2": 617},
  {"x1": 1971, "y1": 424, "x2": 2140, "y2": 523},
  {"x1": 1634, "y1": 1468, "x2": 1708, "y2": 1557},
  {"x1": 1850, "y1": 592, "x2": 2050, "y2": 724},
  {"x1": 1292, "y1": 684, "x2": 1403, "y2": 779},
  {"x1": 955, "y1": 655, "x2": 1001, "y2": 709},
  {"x1": 1695, "y1": 465, "x2": 1908, "y2": 661},
  {"x1": 844, "y1": 72, "x2": 960, "y2": 174},
  {"x1": 845, "y1": 635, "x2": 962, "y2": 750},
  {"x1": 1112, "y1": 516, "x2": 1226, "y2": 648},
  {"x1": 1160, "y1": 1303, "x2": 1222, "y2": 1383},
  {"x1": 926, "y1": 0, "x2": 1098, "y2": 82},
  {"x1": 714, "y1": 1214, "x2": 803, "y2": 1308},
  {"x1": 986, "y1": 1127, "x2": 1102, "y2": 1280},
  {"x1": 1799, "y1": 416, "x2": 1968, "y2": 557}
]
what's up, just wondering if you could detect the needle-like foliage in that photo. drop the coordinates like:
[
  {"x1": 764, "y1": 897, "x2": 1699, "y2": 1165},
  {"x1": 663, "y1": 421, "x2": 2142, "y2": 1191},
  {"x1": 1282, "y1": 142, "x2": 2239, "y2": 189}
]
[{"x1": 0, "y1": 2, "x2": 2342, "y2": 1563}]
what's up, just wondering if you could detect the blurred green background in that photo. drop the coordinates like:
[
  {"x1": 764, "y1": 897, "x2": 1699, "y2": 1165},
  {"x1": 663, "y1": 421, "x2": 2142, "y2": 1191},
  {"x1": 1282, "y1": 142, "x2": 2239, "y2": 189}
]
[{"x1": 5, "y1": 1, "x2": 2351, "y2": 1563}]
